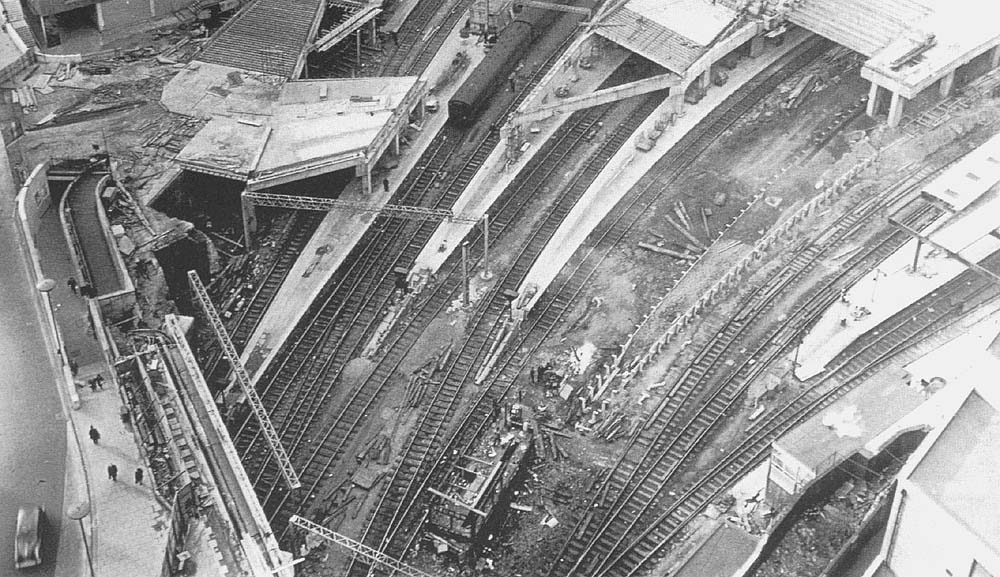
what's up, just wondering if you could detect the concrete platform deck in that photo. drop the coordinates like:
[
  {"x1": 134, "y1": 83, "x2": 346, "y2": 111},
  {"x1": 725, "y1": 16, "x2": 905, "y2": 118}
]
[
  {"x1": 239, "y1": 12, "x2": 489, "y2": 379},
  {"x1": 922, "y1": 131, "x2": 1000, "y2": 212},
  {"x1": 796, "y1": 187, "x2": 1000, "y2": 380},
  {"x1": 170, "y1": 73, "x2": 421, "y2": 186},
  {"x1": 862, "y1": 0, "x2": 1000, "y2": 99},
  {"x1": 410, "y1": 35, "x2": 633, "y2": 277},
  {"x1": 514, "y1": 28, "x2": 812, "y2": 312}
]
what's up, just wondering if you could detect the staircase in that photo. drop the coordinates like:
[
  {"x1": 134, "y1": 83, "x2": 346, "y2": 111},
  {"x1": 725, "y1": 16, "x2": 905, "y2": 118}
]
[{"x1": 788, "y1": 0, "x2": 933, "y2": 56}]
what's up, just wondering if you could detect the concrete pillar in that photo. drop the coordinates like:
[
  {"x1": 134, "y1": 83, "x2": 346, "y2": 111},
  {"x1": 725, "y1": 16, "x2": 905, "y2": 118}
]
[
  {"x1": 939, "y1": 70, "x2": 955, "y2": 98},
  {"x1": 887, "y1": 91, "x2": 907, "y2": 127},
  {"x1": 866, "y1": 82, "x2": 883, "y2": 117},
  {"x1": 749, "y1": 35, "x2": 766, "y2": 58},
  {"x1": 992, "y1": 45, "x2": 1000, "y2": 69},
  {"x1": 240, "y1": 191, "x2": 258, "y2": 250},
  {"x1": 393, "y1": 132, "x2": 400, "y2": 156},
  {"x1": 361, "y1": 162, "x2": 372, "y2": 194}
]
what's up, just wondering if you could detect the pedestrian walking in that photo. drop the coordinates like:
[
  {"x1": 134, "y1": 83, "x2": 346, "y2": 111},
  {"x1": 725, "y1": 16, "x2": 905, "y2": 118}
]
[
  {"x1": 89, "y1": 378, "x2": 98, "y2": 392},
  {"x1": 94, "y1": 374, "x2": 105, "y2": 390},
  {"x1": 134, "y1": 468, "x2": 144, "y2": 485},
  {"x1": 89, "y1": 425, "x2": 101, "y2": 444},
  {"x1": 67, "y1": 277, "x2": 78, "y2": 295},
  {"x1": 382, "y1": 177, "x2": 390, "y2": 193},
  {"x1": 107, "y1": 464, "x2": 118, "y2": 482}
]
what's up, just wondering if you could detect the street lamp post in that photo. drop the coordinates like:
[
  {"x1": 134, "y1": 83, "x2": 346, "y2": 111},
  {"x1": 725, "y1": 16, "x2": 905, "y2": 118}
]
[
  {"x1": 67, "y1": 501, "x2": 96, "y2": 577},
  {"x1": 36, "y1": 278, "x2": 59, "y2": 354}
]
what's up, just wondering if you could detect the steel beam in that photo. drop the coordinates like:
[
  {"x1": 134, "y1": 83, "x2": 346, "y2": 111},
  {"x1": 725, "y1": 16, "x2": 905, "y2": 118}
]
[
  {"x1": 888, "y1": 217, "x2": 1000, "y2": 285},
  {"x1": 289, "y1": 516, "x2": 434, "y2": 577},
  {"x1": 313, "y1": 7, "x2": 382, "y2": 52},
  {"x1": 187, "y1": 270, "x2": 302, "y2": 490},
  {"x1": 511, "y1": 72, "x2": 681, "y2": 126},
  {"x1": 242, "y1": 191, "x2": 480, "y2": 223},
  {"x1": 518, "y1": 0, "x2": 591, "y2": 16}
]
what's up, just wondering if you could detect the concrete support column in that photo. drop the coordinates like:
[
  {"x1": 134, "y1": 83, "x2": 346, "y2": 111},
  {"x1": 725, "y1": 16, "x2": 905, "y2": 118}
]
[
  {"x1": 939, "y1": 70, "x2": 955, "y2": 98},
  {"x1": 361, "y1": 161, "x2": 372, "y2": 194},
  {"x1": 992, "y1": 45, "x2": 1000, "y2": 69},
  {"x1": 887, "y1": 91, "x2": 907, "y2": 127},
  {"x1": 240, "y1": 191, "x2": 258, "y2": 250},
  {"x1": 749, "y1": 35, "x2": 766, "y2": 58},
  {"x1": 866, "y1": 82, "x2": 883, "y2": 117},
  {"x1": 393, "y1": 132, "x2": 400, "y2": 156}
]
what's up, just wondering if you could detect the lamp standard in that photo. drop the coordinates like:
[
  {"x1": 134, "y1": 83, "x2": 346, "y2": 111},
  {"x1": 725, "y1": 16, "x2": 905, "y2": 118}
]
[{"x1": 67, "y1": 501, "x2": 96, "y2": 577}]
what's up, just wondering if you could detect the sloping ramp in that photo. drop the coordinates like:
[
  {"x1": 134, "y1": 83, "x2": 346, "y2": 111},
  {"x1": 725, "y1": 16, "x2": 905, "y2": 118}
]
[
  {"x1": 195, "y1": 0, "x2": 325, "y2": 79},
  {"x1": 788, "y1": 0, "x2": 932, "y2": 57}
]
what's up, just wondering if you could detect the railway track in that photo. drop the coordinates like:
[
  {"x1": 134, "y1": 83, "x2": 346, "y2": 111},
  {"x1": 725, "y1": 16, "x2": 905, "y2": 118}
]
[
  {"x1": 377, "y1": 0, "x2": 473, "y2": 76},
  {"x1": 553, "y1": 166, "x2": 947, "y2": 577},
  {"x1": 235, "y1": 29, "x2": 581, "y2": 521},
  {"x1": 545, "y1": 129, "x2": 998, "y2": 576},
  {"x1": 348, "y1": 82, "x2": 667, "y2": 574},
  {"x1": 337, "y1": 36, "x2": 837, "y2": 573},
  {"x1": 598, "y1": 244, "x2": 1000, "y2": 577},
  {"x1": 200, "y1": 211, "x2": 325, "y2": 385}
]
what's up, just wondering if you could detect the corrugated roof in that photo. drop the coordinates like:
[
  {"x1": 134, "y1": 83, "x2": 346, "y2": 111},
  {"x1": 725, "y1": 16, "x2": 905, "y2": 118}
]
[{"x1": 596, "y1": 5, "x2": 711, "y2": 74}]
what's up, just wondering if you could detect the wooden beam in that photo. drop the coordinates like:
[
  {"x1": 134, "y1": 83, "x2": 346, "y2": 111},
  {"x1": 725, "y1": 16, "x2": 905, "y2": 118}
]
[{"x1": 427, "y1": 487, "x2": 488, "y2": 518}]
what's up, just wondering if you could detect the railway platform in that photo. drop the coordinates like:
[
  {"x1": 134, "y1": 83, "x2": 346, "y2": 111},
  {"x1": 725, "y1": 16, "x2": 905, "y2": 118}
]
[
  {"x1": 795, "y1": 146, "x2": 1000, "y2": 380},
  {"x1": 409, "y1": 34, "x2": 633, "y2": 278},
  {"x1": 512, "y1": 28, "x2": 812, "y2": 313},
  {"x1": 239, "y1": 13, "x2": 490, "y2": 379}
]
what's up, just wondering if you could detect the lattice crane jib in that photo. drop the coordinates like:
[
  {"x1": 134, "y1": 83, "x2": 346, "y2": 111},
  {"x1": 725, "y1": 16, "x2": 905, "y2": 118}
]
[
  {"x1": 242, "y1": 191, "x2": 480, "y2": 224},
  {"x1": 288, "y1": 516, "x2": 434, "y2": 577},
  {"x1": 187, "y1": 270, "x2": 302, "y2": 489}
]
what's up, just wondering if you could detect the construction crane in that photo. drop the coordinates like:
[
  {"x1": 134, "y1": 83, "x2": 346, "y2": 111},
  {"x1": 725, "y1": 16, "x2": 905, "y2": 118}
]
[
  {"x1": 187, "y1": 270, "x2": 302, "y2": 490},
  {"x1": 288, "y1": 516, "x2": 434, "y2": 577}
]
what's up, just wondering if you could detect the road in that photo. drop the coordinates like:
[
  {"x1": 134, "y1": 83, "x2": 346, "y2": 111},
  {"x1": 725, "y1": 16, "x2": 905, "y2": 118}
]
[{"x1": 0, "y1": 171, "x2": 67, "y2": 575}]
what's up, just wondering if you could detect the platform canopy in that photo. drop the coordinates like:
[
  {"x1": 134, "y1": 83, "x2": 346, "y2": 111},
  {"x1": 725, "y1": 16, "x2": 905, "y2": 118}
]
[
  {"x1": 923, "y1": 131, "x2": 1000, "y2": 212},
  {"x1": 594, "y1": 0, "x2": 738, "y2": 75}
]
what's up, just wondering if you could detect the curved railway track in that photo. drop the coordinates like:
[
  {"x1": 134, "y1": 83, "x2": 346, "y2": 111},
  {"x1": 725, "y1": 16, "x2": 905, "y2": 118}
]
[
  {"x1": 554, "y1": 167, "x2": 947, "y2": 577},
  {"x1": 339, "y1": 37, "x2": 838, "y2": 573},
  {"x1": 235, "y1": 31, "x2": 581, "y2": 520},
  {"x1": 599, "y1": 244, "x2": 1000, "y2": 577}
]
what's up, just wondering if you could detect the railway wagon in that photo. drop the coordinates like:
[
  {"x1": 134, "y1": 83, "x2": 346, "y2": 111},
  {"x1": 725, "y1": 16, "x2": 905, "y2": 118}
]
[{"x1": 448, "y1": 6, "x2": 558, "y2": 127}]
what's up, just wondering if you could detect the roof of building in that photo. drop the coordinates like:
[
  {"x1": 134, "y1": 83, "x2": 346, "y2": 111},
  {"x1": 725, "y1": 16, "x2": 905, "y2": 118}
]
[
  {"x1": 173, "y1": 75, "x2": 420, "y2": 182},
  {"x1": 194, "y1": 0, "x2": 326, "y2": 79},
  {"x1": 776, "y1": 367, "x2": 926, "y2": 472},
  {"x1": 923, "y1": 132, "x2": 1000, "y2": 211},
  {"x1": 595, "y1": 0, "x2": 738, "y2": 75},
  {"x1": 908, "y1": 389, "x2": 1000, "y2": 554}
]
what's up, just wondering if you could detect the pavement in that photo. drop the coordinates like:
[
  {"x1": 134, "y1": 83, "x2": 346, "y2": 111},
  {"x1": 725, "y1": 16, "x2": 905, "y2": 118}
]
[
  {"x1": 0, "y1": 149, "x2": 66, "y2": 577},
  {"x1": 8, "y1": 150, "x2": 169, "y2": 576}
]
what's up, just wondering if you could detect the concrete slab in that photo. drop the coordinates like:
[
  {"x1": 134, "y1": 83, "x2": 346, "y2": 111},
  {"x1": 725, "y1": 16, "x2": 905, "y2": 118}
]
[
  {"x1": 796, "y1": 192, "x2": 1000, "y2": 380},
  {"x1": 411, "y1": 36, "x2": 633, "y2": 277},
  {"x1": 672, "y1": 522, "x2": 758, "y2": 577},
  {"x1": 862, "y1": 0, "x2": 1000, "y2": 99},
  {"x1": 240, "y1": 12, "x2": 489, "y2": 379},
  {"x1": 515, "y1": 28, "x2": 812, "y2": 312},
  {"x1": 173, "y1": 75, "x2": 420, "y2": 182},
  {"x1": 777, "y1": 367, "x2": 925, "y2": 474}
]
